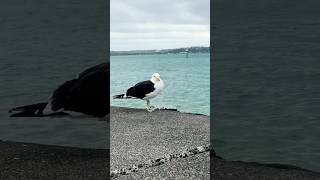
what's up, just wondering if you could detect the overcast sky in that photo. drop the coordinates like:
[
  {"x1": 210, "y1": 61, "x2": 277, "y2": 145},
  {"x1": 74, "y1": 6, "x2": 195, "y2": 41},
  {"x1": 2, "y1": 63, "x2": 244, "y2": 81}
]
[{"x1": 111, "y1": 0, "x2": 210, "y2": 51}]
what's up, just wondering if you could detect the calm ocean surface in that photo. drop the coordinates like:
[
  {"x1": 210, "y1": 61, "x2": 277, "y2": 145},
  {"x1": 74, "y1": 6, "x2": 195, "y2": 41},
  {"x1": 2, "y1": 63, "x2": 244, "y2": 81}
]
[
  {"x1": 110, "y1": 53, "x2": 210, "y2": 115},
  {"x1": 213, "y1": 0, "x2": 320, "y2": 171}
]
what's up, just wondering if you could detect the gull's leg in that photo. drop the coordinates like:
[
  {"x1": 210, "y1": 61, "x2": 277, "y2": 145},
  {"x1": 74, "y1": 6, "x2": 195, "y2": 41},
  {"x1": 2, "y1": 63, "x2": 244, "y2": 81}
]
[
  {"x1": 146, "y1": 100, "x2": 150, "y2": 110},
  {"x1": 146, "y1": 100, "x2": 156, "y2": 112}
]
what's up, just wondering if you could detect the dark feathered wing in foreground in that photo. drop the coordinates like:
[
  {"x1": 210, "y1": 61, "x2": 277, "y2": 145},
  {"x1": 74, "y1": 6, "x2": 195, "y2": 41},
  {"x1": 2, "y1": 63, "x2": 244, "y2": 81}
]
[{"x1": 9, "y1": 62, "x2": 109, "y2": 118}]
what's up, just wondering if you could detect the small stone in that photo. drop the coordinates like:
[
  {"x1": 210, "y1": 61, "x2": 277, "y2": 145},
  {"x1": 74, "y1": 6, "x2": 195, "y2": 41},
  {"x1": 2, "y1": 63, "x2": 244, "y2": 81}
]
[
  {"x1": 197, "y1": 146, "x2": 205, "y2": 152},
  {"x1": 164, "y1": 154, "x2": 171, "y2": 161},
  {"x1": 110, "y1": 170, "x2": 119, "y2": 177},
  {"x1": 120, "y1": 171, "x2": 127, "y2": 175},
  {"x1": 189, "y1": 148, "x2": 199, "y2": 154},
  {"x1": 171, "y1": 154, "x2": 178, "y2": 159},
  {"x1": 131, "y1": 165, "x2": 138, "y2": 172},
  {"x1": 119, "y1": 168, "x2": 128, "y2": 175},
  {"x1": 145, "y1": 160, "x2": 153, "y2": 167},
  {"x1": 182, "y1": 150, "x2": 191, "y2": 157}
]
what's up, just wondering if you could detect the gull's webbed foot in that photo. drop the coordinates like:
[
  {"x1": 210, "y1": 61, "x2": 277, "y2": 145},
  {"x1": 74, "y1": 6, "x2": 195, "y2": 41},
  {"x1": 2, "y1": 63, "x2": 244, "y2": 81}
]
[{"x1": 146, "y1": 106, "x2": 157, "y2": 112}]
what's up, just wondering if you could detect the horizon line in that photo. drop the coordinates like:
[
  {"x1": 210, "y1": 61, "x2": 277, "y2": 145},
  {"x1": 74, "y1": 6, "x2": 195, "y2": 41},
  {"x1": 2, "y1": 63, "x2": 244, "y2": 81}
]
[{"x1": 110, "y1": 46, "x2": 210, "y2": 52}]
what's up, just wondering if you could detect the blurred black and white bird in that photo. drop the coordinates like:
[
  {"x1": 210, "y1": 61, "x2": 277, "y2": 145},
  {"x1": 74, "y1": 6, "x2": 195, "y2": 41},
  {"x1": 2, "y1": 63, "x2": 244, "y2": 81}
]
[
  {"x1": 113, "y1": 73, "x2": 164, "y2": 112},
  {"x1": 9, "y1": 62, "x2": 109, "y2": 118}
]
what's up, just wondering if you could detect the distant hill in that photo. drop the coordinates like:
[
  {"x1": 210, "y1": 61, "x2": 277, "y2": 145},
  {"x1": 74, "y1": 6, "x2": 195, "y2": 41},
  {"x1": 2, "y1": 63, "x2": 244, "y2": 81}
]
[{"x1": 110, "y1": 46, "x2": 210, "y2": 56}]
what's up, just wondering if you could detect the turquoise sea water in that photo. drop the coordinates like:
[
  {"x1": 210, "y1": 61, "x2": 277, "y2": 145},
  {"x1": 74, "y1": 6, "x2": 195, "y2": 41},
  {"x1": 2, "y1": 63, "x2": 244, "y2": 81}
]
[{"x1": 111, "y1": 53, "x2": 210, "y2": 115}]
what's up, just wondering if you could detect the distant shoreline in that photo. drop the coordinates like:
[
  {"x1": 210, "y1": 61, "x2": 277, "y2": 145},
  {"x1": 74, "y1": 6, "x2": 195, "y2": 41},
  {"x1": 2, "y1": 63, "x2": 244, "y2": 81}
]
[{"x1": 111, "y1": 46, "x2": 210, "y2": 56}]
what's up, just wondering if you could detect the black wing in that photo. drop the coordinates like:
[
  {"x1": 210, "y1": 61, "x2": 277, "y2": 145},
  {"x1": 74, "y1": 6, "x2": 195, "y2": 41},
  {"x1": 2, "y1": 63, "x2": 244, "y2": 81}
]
[
  {"x1": 126, "y1": 80, "x2": 155, "y2": 99},
  {"x1": 50, "y1": 62, "x2": 109, "y2": 117}
]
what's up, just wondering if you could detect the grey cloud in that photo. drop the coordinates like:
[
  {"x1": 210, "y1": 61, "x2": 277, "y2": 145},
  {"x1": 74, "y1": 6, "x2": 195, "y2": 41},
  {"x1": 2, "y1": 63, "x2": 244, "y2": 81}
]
[
  {"x1": 111, "y1": 0, "x2": 210, "y2": 50},
  {"x1": 111, "y1": 0, "x2": 209, "y2": 25}
]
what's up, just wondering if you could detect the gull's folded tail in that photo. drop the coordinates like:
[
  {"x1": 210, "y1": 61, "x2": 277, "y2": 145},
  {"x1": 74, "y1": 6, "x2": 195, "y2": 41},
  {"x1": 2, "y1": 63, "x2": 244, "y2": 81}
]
[
  {"x1": 9, "y1": 102, "x2": 48, "y2": 117},
  {"x1": 113, "y1": 94, "x2": 125, "y2": 99}
]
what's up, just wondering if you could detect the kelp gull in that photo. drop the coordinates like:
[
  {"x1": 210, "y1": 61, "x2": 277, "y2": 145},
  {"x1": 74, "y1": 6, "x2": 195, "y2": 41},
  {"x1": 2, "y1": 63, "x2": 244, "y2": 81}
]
[{"x1": 113, "y1": 73, "x2": 164, "y2": 112}]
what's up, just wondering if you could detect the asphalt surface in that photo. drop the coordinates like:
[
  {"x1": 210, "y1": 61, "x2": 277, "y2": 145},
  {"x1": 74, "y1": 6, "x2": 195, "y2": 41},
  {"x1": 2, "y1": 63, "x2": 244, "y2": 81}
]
[
  {"x1": 0, "y1": 140, "x2": 108, "y2": 180},
  {"x1": 110, "y1": 107, "x2": 210, "y2": 178}
]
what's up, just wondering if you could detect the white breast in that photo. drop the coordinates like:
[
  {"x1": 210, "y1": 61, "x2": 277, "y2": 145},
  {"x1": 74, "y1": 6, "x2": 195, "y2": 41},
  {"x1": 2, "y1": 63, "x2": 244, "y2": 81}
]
[{"x1": 144, "y1": 80, "x2": 164, "y2": 99}]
